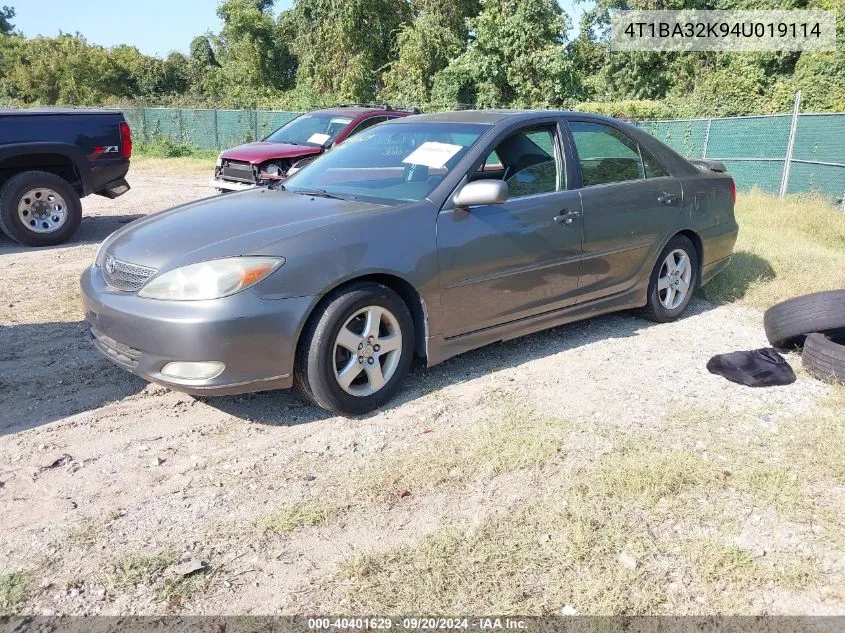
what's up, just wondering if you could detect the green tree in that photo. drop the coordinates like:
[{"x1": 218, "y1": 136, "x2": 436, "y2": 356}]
[
  {"x1": 1, "y1": 34, "x2": 130, "y2": 104},
  {"x1": 284, "y1": 0, "x2": 413, "y2": 103},
  {"x1": 381, "y1": 0, "x2": 479, "y2": 105},
  {"x1": 431, "y1": 0, "x2": 580, "y2": 108},
  {"x1": 214, "y1": 0, "x2": 296, "y2": 104},
  {"x1": 0, "y1": 5, "x2": 14, "y2": 35}
]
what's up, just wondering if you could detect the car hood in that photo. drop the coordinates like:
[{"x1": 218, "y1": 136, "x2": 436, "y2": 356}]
[
  {"x1": 219, "y1": 142, "x2": 323, "y2": 164},
  {"x1": 104, "y1": 188, "x2": 386, "y2": 272}
]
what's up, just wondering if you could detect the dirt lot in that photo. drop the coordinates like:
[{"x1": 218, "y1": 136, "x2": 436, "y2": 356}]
[{"x1": 1, "y1": 159, "x2": 844, "y2": 616}]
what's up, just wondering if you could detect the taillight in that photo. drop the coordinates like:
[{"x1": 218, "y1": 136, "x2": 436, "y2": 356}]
[
  {"x1": 120, "y1": 122, "x2": 132, "y2": 159},
  {"x1": 729, "y1": 178, "x2": 736, "y2": 206}
]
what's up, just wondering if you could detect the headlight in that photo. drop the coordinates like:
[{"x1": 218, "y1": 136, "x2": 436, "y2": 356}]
[
  {"x1": 264, "y1": 163, "x2": 282, "y2": 177},
  {"x1": 138, "y1": 257, "x2": 284, "y2": 300},
  {"x1": 216, "y1": 155, "x2": 223, "y2": 167}
]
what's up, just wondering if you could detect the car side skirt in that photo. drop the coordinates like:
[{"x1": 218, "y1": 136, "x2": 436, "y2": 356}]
[{"x1": 425, "y1": 277, "x2": 649, "y2": 367}]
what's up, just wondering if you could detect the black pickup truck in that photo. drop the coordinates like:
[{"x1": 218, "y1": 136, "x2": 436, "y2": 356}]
[{"x1": 0, "y1": 108, "x2": 131, "y2": 246}]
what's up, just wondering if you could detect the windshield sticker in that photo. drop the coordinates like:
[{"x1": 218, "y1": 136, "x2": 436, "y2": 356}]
[
  {"x1": 307, "y1": 133, "x2": 331, "y2": 145},
  {"x1": 329, "y1": 118, "x2": 352, "y2": 125},
  {"x1": 402, "y1": 142, "x2": 463, "y2": 169}
]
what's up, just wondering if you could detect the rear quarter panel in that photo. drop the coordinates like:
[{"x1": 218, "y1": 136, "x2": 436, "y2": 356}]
[
  {"x1": 678, "y1": 172, "x2": 739, "y2": 269},
  {"x1": 0, "y1": 112, "x2": 128, "y2": 194}
]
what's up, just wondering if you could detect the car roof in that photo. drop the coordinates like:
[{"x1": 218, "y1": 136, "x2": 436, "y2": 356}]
[
  {"x1": 393, "y1": 109, "x2": 627, "y2": 126},
  {"x1": 311, "y1": 106, "x2": 410, "y2": 118}
]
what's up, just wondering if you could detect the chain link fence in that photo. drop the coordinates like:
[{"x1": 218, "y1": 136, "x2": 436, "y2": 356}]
[
  {"x1": 638, "y1": 112, "x2": 845, "y2": 200},
  {"x1": 121, "y1": 106, "x2": 845, "y2": 201},
  {"x1": 121, "y1": 107, "x2": 299, "y2": 152}
]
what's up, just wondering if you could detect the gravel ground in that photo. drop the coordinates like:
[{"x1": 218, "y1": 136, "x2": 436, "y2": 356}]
[{"x1": 0, "y1": 161, "x2": 842, "y2": 615}]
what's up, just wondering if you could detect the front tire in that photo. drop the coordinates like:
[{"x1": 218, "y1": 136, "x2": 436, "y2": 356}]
[
  {"x1": 295, "y1": 282, "x2": 415, "y2": 416},
  {"x1": 0, "y1": 171, "x2": 83, "y2": 246},
  {"x1": 639, "y1": 235, "x2": 699, "y2": 323}
]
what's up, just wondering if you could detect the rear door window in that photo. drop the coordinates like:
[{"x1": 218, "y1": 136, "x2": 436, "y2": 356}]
[
  {"x1": 568, "y1": 121, "x2": 645, "y2": 186},
  {"x1": 641, "y1": 146, "x2": 669, "y2": 178},
  {"x1": 347, "y1": 116, "x2": 388, "y2": 138}
]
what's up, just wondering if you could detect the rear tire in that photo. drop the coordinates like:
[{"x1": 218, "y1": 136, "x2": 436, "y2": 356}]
[
  {"x1": 295, "y1": 282, "x2": 415, "y2": 416},
  {"x1": 802, "y1": 332, "x2": 845, "y2": 384},
  {"x1": 639, "y1": 235, "x2": 699, "y2": 323},
  {"x1": 0, "y1": 171, "x2": 82, "y2": 247},
  {"x1": 764, "y1": 290, "x2": 845, "y2": 349}
]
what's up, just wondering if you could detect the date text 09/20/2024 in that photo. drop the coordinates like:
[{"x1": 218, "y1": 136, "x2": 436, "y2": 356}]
[{"x1": 307, "y1": 618, "x2": 527, "y2": 630}]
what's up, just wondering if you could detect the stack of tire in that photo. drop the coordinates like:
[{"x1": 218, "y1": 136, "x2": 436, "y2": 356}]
[{"x1": 764, "y1": 290, "x2": 845, "y2": 383}]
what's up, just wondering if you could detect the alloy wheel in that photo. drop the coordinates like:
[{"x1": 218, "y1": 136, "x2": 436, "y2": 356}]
[
  {"x1": 657, "y1": 248, "x2": 692, "y2": 310},
  {"x1": 333, "y1": 305, "x2": 403, "y2": 397}
]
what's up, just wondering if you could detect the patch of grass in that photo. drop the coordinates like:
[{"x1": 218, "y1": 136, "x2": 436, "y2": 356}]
[
  {"x1": 334, "y1": 476, "x2": 819, "y2": 615},
  {"x1": 735, "y1": 464, "x2": 801, "y2": 512},
  {"x1": 347, "y1": 392, "x2": 569, "y2": 505},
  {"x1": 701, "y1": 190, "x2": 845, "y2": 309},
  {"x1": 256, "y1": 501, "x2": 327, "y2": 534},
  {"x1": 103, "y1": 550, "x2": 208, "y2": 609},
  {"x1": 0, "y1": 571, "x2": 32, "y2": 615},
  {"x1": 104, "y1": 552, "x2": 177, "y2": 593},
  {"x1": 689, "y1": 540, "x2": 817, "y2": 592},
  {"x1": 325, "y1": 402, "x2": 831, "y2": 615},
  {"x1": 134, "y1": 135, "x2": 218, "y2": 160},
  {"x1": 156, "y1": 573, "x2": 209, "y2": 610},
  {"x1": 774, "y1": 409, "x2": 845, "y2": 487},
  {"x1": 591, "y1": 446, "x2": 719, "y2": 504},
  {"x1": 338, "y1": 503, "x2": 662, "y2": 615},
  {"x1": 130, "y1": 155, "x2": 216, "y2": 176},
  {"x1": 66, "y1": 517, "x2": 106, "y2": 549}
]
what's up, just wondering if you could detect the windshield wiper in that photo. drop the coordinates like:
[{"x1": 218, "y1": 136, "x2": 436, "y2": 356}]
[{"x1": 293, "y1": 189, "x2": 354, "y2": 201}]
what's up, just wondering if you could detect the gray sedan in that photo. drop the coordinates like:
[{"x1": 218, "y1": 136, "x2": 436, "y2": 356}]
[{"x1": 81, "y1": 110, "x2": 738, "y2": 415}]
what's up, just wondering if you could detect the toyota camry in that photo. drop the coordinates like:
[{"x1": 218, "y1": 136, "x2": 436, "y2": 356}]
[{"x1": 82, "y1": 110, "x2": 738, "y2": 416}]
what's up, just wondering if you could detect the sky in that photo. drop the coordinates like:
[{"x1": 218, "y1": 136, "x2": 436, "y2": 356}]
[{"x1": 11, "y1": 0, "x2": 588, "y2": 58}]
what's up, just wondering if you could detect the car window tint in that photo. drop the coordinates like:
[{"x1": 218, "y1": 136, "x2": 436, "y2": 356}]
[
  {"x1": 264, "y1": 113, "x2": 353, "y2": 145},
  {"x1": 478, "y1": 150, "x2": 503, "y2": 171},
  {"x1": 284, "y1": 122, "x2": 488, "y2": 203},
  {"x1": 641, "y1": 146, "x2": 669, "y2": 178},
  {"x1": 473, "y1": 126, "x2": 562, "y2": 196},
  {"x1": 348, "y1": 116, "x2": 387, "y2": 138},
  {"x1": 569, "y1": 121, "x2": 645, "y2": 186}
]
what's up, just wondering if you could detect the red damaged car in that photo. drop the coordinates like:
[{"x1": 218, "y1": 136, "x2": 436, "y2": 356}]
[{"x1": 211, "y1": 105, "x2": 417, "y2": 192}]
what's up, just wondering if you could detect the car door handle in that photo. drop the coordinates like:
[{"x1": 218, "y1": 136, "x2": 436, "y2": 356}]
[
  {"x1": 553, "y1": 210, "x2": 581, "y2": 225},
  {"x1": 658, "y1": 192, "x2": 678, "y2": 205}
]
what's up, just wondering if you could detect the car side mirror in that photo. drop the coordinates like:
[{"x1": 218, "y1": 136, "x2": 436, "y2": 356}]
[{"x1": 453, "y1": 180, "x2": 509, "y2": 208}]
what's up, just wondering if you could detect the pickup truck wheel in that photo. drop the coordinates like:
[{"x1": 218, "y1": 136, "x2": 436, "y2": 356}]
[{"x1": 0, "y1": 171, "x2": 82, "y2": 246}]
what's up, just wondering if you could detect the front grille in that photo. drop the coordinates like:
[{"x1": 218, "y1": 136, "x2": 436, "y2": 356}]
[
  {"x1": 91, "y1": 328, "x2": 141, "y2": 368},
  {"x1": 102, "y1": 257, "x2": 157, "y2": 292},
  {"x1": 220, "y1": 160, "x2": 256, "y2": 184}
]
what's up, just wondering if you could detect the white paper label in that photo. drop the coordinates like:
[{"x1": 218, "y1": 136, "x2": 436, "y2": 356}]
[
  {"x1": 307, "y1": 133, "x2": 331, "y2": 145},
  {"x1": 402, "y1": 142, "x2": 463, "y2": 169}
]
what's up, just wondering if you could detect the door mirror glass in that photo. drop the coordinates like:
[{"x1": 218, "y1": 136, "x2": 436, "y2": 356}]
[{"x1": 453, "y1": 180, "x2": 509, "y2": 208}]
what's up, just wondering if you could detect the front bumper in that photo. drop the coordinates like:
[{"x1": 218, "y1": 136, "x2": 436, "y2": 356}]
[
  {"x1": 210, "y1": 178, "x2": 257, "y2": 192},
  {"x1": 81, "y1": 266, "x2": 315, "y2": 396}
]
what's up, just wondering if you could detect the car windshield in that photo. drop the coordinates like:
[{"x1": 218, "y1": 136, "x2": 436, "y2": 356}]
[
  {"x1": 264, "y1": 113, "x2": 353, "y2": 146},
  {"x1": 283, "y1": 122, "x2": 489, "y2": 203}
]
